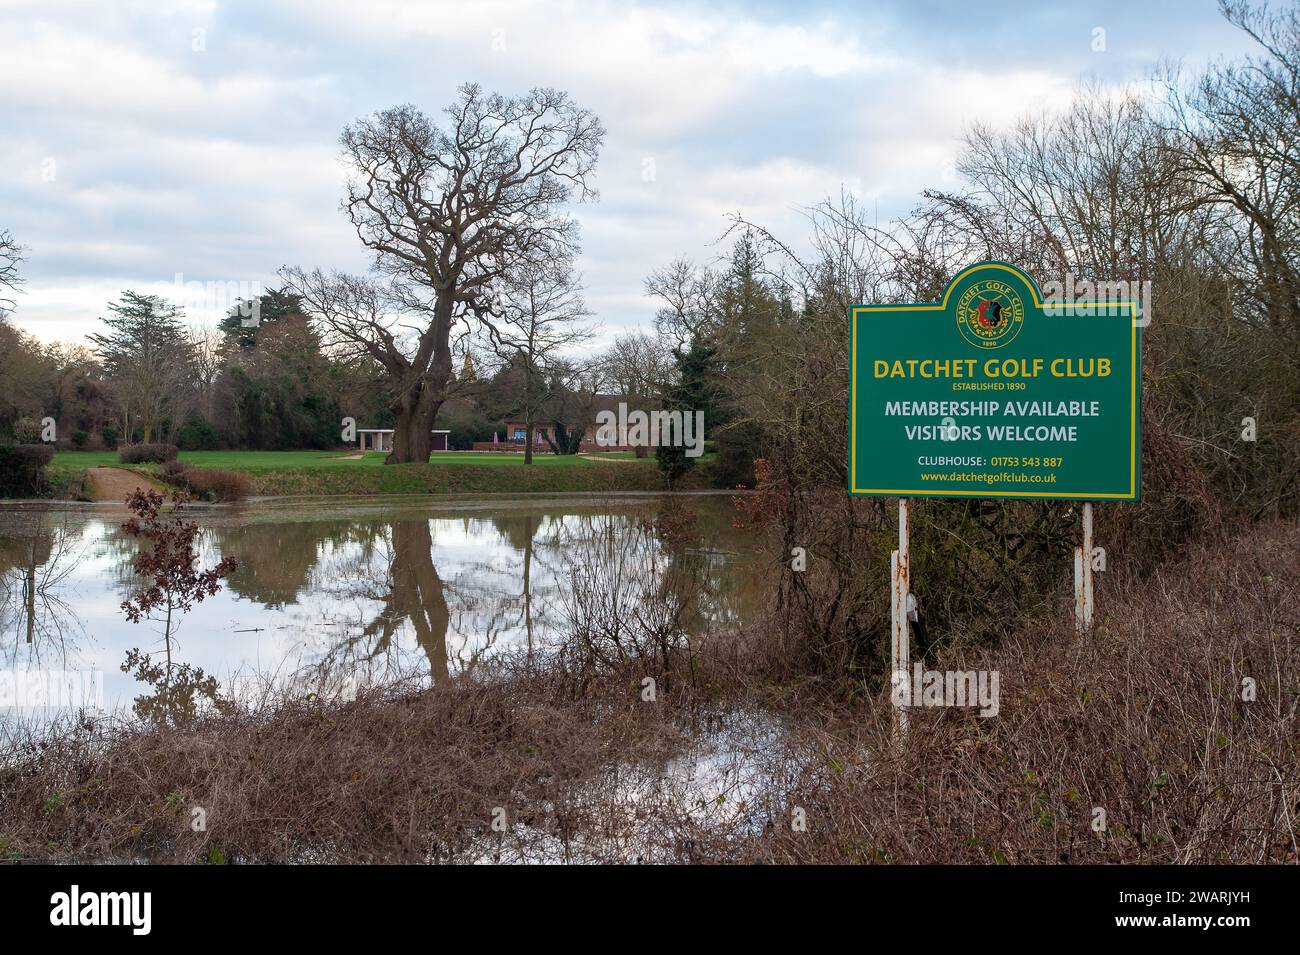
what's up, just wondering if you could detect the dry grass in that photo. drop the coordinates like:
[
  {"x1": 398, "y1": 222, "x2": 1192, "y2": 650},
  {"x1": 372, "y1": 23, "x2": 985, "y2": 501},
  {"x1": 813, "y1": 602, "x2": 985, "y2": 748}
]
[
  {"x1": 0, "y1": 665, "x2": 708, "y2": 863},
  {"x1": 180, "y1": 467, "x2": 252, "y2": 502},
  {"x1": 706, "y1": 521, "x2": 1300, "y2": 864},
  {"x1": 0, "y1": 523, "x2": 1294, "y2": 864}
]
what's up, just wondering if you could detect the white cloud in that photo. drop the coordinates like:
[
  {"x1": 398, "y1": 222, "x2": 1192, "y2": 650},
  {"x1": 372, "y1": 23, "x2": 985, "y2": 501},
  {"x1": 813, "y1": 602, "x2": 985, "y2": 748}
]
[{"x1": 0, "y1": 0, "x2": 1243, "y2": 344}]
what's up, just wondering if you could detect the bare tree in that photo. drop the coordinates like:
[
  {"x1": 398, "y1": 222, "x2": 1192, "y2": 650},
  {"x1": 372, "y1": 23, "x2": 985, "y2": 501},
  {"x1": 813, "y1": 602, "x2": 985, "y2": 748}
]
[
  {"x1": 279, "y1": 267, "x2": 478, "y2": 434},
  {"x1": 278, "y1": 269, "x2": 390, "y2": 363},
  {"x1": 927, "y1": 85, "x2": 1214, "y2": 301},
  {"x1": 1160, "y1": 0, "x2": 1300, "y2": 331},
  {"x1": 482, "y1": 252, "x2": 595, "y2": 463},
  {"x1": 301, "y1": 84, "x2": 603, "y2": 463},
  {"x1": 187, "y1": 324, "x2": 223, "y2": 422},
  {"x1": 598, "y1": 330, "x2": 674, "y2": 401},
  {"x1": 644, "y1": 258, "x2": 719, "y2": 360},
  {"x1": 0, "y1": 230, "x2": 22, "y2": 317}
]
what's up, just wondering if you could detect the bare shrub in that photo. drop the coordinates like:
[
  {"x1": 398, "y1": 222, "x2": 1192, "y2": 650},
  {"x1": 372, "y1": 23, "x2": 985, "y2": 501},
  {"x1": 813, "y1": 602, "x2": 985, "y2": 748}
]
[
  {"x1": 0, "y1": 663, "x2": 690, "y2": 863},
  {"x1": 706, "y1": 522, "x2": 1300, "y2": 864},
  {"x1": 182, "y1": 467, "x2": 251, "y2": 502},
  {"x1": 557, "y1": 513, "x2": 705, "y2": 693},
  {"x1": 156, "y1": 458, "x2": 189, "y2": 485},
  {"x1": 118, "y1": 443, "x2": 178, "y2": 464}
]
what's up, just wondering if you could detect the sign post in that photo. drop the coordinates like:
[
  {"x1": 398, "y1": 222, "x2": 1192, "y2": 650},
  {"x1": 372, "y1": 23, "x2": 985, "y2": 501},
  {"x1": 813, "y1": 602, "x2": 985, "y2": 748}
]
[
  {"x1": 850, "y1": 262, "x2": 1141, "y2": 731},
  {"x1": 890, "y1": 498, "x2": 910, "y2": 736},
  {"x1": 1074, "y1": 502, "x2": 1095, "y2": 632}
]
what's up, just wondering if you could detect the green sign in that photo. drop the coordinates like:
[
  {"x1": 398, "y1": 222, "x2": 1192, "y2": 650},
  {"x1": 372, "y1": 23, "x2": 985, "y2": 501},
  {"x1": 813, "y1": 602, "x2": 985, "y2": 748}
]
[{"x1": 849, "y1": 262, "x2": 1140, "y2": 500}]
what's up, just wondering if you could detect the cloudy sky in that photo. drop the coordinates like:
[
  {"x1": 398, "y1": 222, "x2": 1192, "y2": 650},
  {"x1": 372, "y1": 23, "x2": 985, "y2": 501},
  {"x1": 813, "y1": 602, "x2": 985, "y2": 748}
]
[{"x1": 0, "y1": 0, "x2": 1257, "y2": 346}]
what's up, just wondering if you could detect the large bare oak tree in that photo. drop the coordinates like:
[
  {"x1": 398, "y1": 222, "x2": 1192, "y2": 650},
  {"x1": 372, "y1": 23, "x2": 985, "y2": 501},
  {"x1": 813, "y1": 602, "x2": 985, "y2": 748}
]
[{"x1": 290, "y1": 84, "x2": 604, "y2": 463}]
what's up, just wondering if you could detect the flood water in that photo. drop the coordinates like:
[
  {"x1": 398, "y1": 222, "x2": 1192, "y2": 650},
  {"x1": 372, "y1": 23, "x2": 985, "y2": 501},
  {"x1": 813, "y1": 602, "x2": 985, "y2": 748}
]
[{"x1": 0, "y1": 493, "x2": 765, "y2": 718}]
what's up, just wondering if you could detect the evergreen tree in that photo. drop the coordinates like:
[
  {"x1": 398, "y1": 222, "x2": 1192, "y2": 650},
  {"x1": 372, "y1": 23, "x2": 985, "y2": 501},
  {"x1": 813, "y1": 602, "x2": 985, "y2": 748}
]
[
  {"x1": 89, "y1": 292, "x2": 192, "y2": 443},
  {"x1": 219, "y1": 289, "x2": 305, "y2": 347},
  {"x1": 657, "y1": 339, "x2": 718, "y2": 485}
]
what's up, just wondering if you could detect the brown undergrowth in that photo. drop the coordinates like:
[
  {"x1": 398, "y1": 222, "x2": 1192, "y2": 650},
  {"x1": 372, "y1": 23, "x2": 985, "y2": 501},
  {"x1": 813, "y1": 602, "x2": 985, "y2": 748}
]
[
  {"x1": 717, "y1": 520, "x2": 1299, "y2": 863},
  {"x1": 0, "y1": 522, "x2": 1294, "y2": 864}
]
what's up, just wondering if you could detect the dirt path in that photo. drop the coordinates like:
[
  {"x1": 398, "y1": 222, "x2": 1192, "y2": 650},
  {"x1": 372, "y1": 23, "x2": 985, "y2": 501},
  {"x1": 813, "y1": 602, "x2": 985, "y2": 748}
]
[{"x1": 87, "y1": 467, "x2": 163, "y2": 502}]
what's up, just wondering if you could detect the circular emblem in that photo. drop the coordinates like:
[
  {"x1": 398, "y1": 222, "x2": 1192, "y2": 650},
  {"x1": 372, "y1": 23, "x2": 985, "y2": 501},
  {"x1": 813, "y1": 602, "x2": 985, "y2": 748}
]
[{"x1": 956, "y1": 279, "x2": 1025, "y2": 349}]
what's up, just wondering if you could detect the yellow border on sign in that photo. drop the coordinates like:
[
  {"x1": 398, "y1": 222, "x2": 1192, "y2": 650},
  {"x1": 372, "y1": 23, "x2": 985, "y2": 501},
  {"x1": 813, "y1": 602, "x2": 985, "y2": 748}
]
[{"x1": 849, "y1": 263, "x2": 1139, "y2": 500}]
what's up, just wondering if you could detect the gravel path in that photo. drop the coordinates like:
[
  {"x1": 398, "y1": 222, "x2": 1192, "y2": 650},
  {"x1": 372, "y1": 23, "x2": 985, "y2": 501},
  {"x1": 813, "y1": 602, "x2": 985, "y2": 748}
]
[{"x1": 87, "y1": 467, "x2": 162, "y2": 502}]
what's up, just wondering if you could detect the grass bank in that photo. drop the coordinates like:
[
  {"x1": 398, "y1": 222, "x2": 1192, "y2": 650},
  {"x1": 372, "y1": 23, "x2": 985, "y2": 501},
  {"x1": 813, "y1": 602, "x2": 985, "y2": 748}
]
[{"x1": 44, "y1": 450, "x2": 719, "y2": 497}]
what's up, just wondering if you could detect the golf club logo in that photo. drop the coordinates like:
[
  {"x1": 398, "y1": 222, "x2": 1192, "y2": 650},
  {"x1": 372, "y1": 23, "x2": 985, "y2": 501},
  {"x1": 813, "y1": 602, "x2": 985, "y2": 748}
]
[{"x1": 956, "y1": 278, "x2": 1025, "y2": 349}]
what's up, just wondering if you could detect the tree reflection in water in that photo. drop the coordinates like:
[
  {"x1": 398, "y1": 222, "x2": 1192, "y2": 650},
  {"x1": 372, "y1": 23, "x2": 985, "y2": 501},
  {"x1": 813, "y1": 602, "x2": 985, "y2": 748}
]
[
  {"x1": 0, "y1": 510, "x2": 86, "y2": 668},
  {"x1": 307, "y1": 519, "x2": 456, "y2": 691},
  {"x1": 0, "y1": 498, "x2": 765, "y2": 707},
  {"x1": 353, "y1": 519, "x2": 453, "y2": 683}
]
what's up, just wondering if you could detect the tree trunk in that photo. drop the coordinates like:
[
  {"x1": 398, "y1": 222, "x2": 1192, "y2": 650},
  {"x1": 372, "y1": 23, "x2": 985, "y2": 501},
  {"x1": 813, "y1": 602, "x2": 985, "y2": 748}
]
[
  {"x1": 386, "y1": 297, "x2": 454, "y2": 464},
  {"x1": 523, "y1": 361, "x2": 539, "y2": 464},
  {"x1": 388, "y1": 385, "x2": 439, "y2": 464}
]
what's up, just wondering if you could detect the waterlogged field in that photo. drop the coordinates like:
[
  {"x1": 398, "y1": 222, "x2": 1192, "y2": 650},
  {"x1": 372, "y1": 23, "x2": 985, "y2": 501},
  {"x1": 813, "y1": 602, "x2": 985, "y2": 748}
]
[
  {"x1": 2, "y1": 494, "x2": 1295, "y2": 864},
  {"x1": 0, "y1": 493, "x2": 760, "y2": 718}
]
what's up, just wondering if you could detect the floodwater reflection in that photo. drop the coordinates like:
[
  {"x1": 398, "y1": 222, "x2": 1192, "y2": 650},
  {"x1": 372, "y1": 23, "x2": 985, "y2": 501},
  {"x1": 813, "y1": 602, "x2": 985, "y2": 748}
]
[
  {"x1": 0, "y1": 495, "x2": 763, "y2": 715},
  {"x1": 0, "y1": 510, "x2": 86, "y2": 667}
]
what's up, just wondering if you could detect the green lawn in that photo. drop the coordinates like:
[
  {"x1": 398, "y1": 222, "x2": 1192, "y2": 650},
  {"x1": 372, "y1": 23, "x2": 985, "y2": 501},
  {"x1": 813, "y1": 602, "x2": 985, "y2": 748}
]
[
  {"x1": 43, "y1": 448, "x2": 711, "y2": 498},
  {"x1": 51, "y1": 450, "x2": 121, "y2": 468}
]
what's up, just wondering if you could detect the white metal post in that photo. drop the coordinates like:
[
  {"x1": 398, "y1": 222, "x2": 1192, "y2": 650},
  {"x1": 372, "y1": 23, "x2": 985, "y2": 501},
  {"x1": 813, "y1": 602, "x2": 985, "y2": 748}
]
[
  {"x1": 1074, "y1": 502, "x2": 1095, "y2": 632},
  {"x1": 891, "y1": 498, "x2": 911, "y2": 736}
]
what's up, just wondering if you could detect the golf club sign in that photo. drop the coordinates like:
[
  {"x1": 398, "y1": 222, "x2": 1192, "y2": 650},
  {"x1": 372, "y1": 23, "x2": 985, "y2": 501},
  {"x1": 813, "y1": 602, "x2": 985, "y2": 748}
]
[
  {"x1": 848, "y1": 262, "x2": 1143, "y2": 734},
  {"x1": 850, "y1": 261, "x2": 1140, "y2": 500}
]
